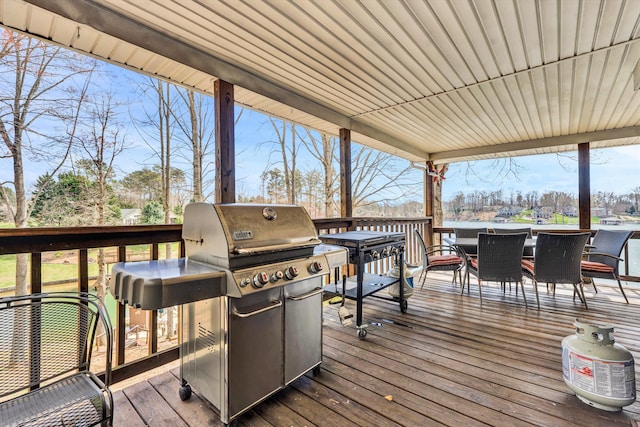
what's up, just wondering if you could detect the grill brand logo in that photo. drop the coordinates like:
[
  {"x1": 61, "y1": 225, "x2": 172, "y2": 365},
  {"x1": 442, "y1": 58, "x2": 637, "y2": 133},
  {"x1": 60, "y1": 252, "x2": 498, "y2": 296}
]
[{"x1": 233, "y1": 230, "x2": 253, "y2": 241}]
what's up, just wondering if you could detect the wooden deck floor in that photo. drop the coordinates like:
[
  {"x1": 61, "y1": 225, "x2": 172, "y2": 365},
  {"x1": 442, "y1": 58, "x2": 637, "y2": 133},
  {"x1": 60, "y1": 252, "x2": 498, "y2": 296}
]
[{"x1": 112, "y1": 273, "x2": 640, "y2": 426}]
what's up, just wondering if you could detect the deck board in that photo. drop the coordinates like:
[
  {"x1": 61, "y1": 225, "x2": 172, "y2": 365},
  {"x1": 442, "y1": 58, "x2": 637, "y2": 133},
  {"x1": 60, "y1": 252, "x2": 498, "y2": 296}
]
[{"x1": 113, "y1": 273, "x2": 640, "y2": 426}]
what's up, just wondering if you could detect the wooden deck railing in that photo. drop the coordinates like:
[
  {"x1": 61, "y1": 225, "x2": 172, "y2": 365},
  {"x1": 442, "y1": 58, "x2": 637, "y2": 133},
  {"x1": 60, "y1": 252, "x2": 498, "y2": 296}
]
[
  {"x1": 0, "y1": 224, "x2": 184, "y2": 383},
  {"x1": 0, "y1": 217, "x2": 432, "y2": 384}
]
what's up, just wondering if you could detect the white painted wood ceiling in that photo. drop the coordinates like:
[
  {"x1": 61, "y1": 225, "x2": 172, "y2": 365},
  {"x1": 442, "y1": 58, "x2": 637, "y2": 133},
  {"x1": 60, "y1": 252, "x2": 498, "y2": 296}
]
[{"x1": 3, "y1": 0, "x2": 640, "y2": 163}]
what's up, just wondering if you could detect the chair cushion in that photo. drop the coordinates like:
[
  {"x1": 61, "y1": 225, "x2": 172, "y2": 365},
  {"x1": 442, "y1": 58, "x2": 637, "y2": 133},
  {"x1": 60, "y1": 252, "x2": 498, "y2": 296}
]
[
  {"x1": 521, "y1": 259, "x2": 535, "y2": 276},
  {"x1": 470, "y1": 258, "x2": 479, "y2": 269},
  {"x1": 429, "y1": 254, "x2": 463, "y2": 266},
  {"x1": 581, "y1": 260, "x2": 614, "y2": 273}
]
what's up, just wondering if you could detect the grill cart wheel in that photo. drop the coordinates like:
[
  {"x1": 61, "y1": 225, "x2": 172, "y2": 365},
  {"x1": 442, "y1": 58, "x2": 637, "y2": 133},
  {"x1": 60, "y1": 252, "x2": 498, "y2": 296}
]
[
  {"x1": 357, "y1": 328, "x2": 368, "y2": 339},
  {"x1": 179, "y1": 384, "x2": 192, "y2": 401},
  {"x1": 400, "y1": 299, "x2": 408, "y2": 313},
  {"x1": 312, "y1": 365, "x2": 322, "y2": 375}
]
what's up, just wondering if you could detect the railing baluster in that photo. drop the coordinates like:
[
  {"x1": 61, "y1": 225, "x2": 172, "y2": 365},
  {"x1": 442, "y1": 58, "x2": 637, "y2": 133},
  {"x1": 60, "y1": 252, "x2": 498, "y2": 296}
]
[
  {"x1": 78, "y1": 249, "x2": 89, "y2": 293},
  {"x1": 149, "y1": 243, "x2": 159, "y2": 355},
  {"x1": 30, "y1": 252, "x2": 42, "y2": 294},
  {"x1": 116, "y1": 246, "x2": 126, "y2": 366}
]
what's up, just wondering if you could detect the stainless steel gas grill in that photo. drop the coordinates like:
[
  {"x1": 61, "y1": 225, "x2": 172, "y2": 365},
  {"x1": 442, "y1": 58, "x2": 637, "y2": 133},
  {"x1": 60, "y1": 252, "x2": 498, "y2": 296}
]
[
  {"x1": 319, "y1": 230, "x2": 406, "y2": 339},
  {"x1": 110, "y1": 203, "x2": 347, "y2": 427}
]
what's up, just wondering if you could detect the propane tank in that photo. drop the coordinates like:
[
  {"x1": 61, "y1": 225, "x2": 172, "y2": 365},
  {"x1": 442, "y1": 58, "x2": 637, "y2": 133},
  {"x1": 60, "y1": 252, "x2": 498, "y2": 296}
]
[
  {"x1": 386, "y1": 263, "x2": 414, "y2": 299},
  {"x1": 562, "y1": 319, "x2": 636, "y2": 411}
]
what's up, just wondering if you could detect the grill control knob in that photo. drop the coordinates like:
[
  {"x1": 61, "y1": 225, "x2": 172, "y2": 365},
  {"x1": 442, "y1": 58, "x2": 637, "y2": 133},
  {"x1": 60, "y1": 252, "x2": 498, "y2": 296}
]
[
  {"x1": 253, "y1": 272, "x2": 269, "y2": 288},
  {"x1": 308, "y1": 261, "x2": 323, "y2": 274},
  {"x1": 371, "y1": 250, "x2": 380, "y2": 260},
  {"x1": 284, "y1": 266, "x2": 299, "y2": 280},
  {"x1": 381, "y1": 247, "x2": 390, "y2": 257},
  {"x1": 240, "y1": 278, "x2": 252, "y2": 288},
  {"x1": 391, "y1": 247, "x2": 399, "y2": 255},
  {"x1": 270, "y1": 271, "x2": 284, "y2": 282}
]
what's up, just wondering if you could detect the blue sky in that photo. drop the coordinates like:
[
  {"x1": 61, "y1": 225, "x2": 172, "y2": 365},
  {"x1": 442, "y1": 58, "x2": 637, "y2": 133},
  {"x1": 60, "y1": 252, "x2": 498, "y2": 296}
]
[{"x1": 442, "y1": 145, "x2": 640, "y2": 201}]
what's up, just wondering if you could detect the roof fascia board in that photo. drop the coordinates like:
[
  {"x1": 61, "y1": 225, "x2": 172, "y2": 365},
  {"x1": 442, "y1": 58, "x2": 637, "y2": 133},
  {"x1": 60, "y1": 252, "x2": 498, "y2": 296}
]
[{"x1": 430, "y1": 126, "x2": 640, "y2": 163}]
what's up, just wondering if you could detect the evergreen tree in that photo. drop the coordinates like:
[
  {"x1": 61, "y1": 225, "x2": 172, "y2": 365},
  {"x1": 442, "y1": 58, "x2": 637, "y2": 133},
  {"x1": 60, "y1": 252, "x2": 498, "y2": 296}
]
[{"x1": 141, "y1": 200, "x2": 164, "y2": 224}]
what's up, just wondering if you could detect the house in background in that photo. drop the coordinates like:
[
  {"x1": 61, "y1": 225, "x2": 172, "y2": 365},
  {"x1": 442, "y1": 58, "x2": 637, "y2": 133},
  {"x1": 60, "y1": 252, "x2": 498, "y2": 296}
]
[
  {"x1": 532, "y1": 206, "x2": 553, "y2": 219},
  {"x1": 496, "y1": 205, "x2": 524, "y2": 217},
  {"x1": 121, "y1": 209, "x2": 142, "y2": 225}
]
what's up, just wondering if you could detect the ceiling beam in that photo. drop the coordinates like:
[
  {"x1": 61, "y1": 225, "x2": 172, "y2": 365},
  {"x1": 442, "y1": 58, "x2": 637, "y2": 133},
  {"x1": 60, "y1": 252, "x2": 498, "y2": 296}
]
[{"x1": 429, "y1": 126, "x2": 640, "y2": 164}]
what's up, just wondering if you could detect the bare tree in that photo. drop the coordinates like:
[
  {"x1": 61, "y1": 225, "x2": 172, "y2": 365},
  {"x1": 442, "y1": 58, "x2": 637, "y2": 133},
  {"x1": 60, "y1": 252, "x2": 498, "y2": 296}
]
[
  {"x1": 173, "y1": 89, "x2": 214, "y2": 202},
  {"x1": 130, "y1": 77, "x2": 178, "y2": 339},
  {"x1": 131, "y1": 79, "x2": 176, "y2": 240},
  {"x1": 299, "y1": 129, "x2": 339, "y2": 217},
  {"x1": 298, "y1": 129, "x2": 419, "y2": 217},
  {"x1": 0, "y1": 31, "x2": 94, "y2": 295},
  {"x1": 74, "y1": 92, "x2": 126, "y2": 298},
  {"x1": 350, "y1": 144, "x2": 418, "y2": 214},
  {"x1": 267, "y1": 118, "x2": 299, "y2": 204}
]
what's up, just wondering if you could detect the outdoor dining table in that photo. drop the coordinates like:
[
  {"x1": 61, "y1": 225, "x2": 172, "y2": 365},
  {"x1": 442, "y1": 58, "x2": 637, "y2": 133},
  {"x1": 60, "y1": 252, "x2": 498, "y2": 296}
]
[{"x1": 445, "y1": 236, "x2": 537, "y2": 249}]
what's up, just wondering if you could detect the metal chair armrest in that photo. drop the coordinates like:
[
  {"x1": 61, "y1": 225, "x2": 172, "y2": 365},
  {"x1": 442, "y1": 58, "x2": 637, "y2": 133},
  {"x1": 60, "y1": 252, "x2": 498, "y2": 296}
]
[{"x1": 583, "y1": 251, "x2": 623, "y2": 262}]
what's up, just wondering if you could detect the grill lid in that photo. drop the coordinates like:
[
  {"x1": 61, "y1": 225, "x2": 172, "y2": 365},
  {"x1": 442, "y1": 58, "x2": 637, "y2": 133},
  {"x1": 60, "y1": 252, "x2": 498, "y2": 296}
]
[{"x1": 183, "y1": 203, "x2": 321, "y2": 268}]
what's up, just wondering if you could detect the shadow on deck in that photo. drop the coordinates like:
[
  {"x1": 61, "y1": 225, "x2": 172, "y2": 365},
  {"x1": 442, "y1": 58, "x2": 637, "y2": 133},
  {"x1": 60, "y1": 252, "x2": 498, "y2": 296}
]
[{"x1": 112, "y1": 272, "x2": 640, "y2": 426}]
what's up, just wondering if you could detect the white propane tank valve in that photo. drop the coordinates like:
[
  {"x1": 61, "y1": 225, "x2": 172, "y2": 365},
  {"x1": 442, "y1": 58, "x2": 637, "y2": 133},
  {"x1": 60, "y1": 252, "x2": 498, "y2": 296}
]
[{"x1": 562, "y1": 319, "x2": 636, "y2": 411}]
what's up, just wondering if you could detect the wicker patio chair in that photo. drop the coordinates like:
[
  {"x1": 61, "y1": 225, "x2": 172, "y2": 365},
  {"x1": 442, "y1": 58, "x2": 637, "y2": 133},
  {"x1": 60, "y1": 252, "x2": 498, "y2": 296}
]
[
  {"x1": 581, "y1": 229, "x2": 633, "y2": 303},
  {"x1": 493, "y1": 227, "x2": 534, "y2": 257},
  {"x1": 463, "y1": 232, "x2": 527, "y2": 306},
  {"x1": 453, "y1": 227, "x2": 488, "y2": 258},
  {"x1": 0, "y1": 292, "x2": 113, "y2": 426},
  {"x1": 521, "y1": 232, "x2": 591, "y2": 309},
  {"x1": 414, "y1": 229, "x2": 465, "y2": 289}
]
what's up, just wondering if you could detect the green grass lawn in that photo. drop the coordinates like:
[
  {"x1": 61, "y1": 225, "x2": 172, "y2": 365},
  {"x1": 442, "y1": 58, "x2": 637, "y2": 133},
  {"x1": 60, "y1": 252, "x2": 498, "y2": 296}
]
[
  {"x1": 0, "y1": 243, "x2": 180, "y2": 290},
  {"x1": 0, "y1": 255, "x2": 100, "y2": 289}
]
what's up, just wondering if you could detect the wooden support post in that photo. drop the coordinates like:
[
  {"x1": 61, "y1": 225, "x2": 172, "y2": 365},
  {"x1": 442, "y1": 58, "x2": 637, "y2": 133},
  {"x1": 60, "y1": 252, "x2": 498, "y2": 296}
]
[
  {"x1": 578, "y1": 143, "x2": 591, "y2": 230},
  {"x1": 215, "y1": 79, "x2": 235, "y2": 204},
  {"x1": 425, "y1": 161, "x2": 435, "y2": 246},
  {"x1": 340, "y1": 128, "x2": 352, "y2": 221}
]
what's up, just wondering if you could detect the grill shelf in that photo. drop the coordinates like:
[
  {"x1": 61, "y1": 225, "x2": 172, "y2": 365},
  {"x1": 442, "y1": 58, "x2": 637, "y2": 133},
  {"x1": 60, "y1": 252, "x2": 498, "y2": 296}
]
[{"x1": 327, "y1": 273, "x2": 399, "y2": 300}]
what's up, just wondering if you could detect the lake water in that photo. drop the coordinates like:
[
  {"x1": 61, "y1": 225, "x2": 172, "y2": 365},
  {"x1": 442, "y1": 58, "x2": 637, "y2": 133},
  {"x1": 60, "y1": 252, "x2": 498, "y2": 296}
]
[{"x1": 443, "y1": 220, "x2": 640, "y2": 277}]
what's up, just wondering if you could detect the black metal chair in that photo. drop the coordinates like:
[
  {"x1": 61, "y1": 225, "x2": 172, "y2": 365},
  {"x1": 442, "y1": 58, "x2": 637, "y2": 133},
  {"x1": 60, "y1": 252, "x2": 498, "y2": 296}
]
[
  {"x1": 463, "y1": 232, "x2": 527, "y2": 306},
  {"x1": 522, "y1": 232, "x2": 591, "y2": 309},
  {"x1": 414, "y1": 229, "x2": 465, "y2": 289},
  {"x1": 493, "y1": 227, "x2": 534, "y2": 257},
  {"x1": 581, "y1": 229, "x2": 633, "y2": 303},
  {"x1": 453, "y1": 227, "x2": 488, "y2": 258},
  {"x1": 0, "y1": 292, "x2": 113, "y2": 426}
]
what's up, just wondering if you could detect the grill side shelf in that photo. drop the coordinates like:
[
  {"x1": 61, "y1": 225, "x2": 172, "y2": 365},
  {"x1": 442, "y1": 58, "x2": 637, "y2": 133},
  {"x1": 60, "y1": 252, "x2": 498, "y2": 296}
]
[{"x1": 111, "y1": 258, "x2": 226, "y2": 310}]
